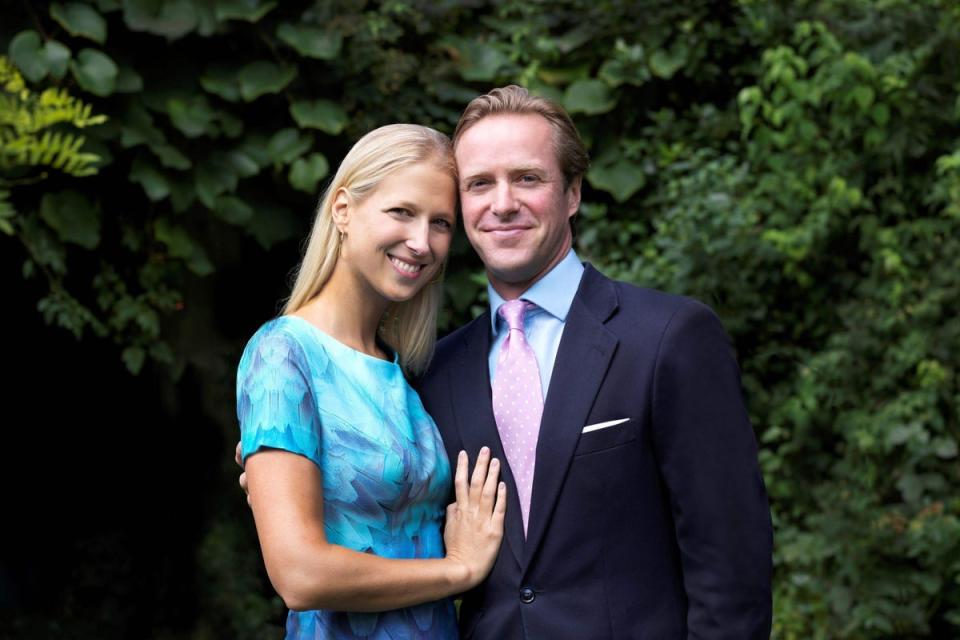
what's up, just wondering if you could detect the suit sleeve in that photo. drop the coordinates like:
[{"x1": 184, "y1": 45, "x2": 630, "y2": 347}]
[{"x1": 651, "y1": 299, "x2": 773, "y2": 639}]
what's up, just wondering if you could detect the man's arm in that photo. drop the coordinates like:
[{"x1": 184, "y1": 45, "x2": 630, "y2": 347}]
[{"x1": 652, "y1": 299, "x2": 773, "y2": 639}]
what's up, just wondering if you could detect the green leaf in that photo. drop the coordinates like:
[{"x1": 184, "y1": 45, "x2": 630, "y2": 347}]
[
  {"x1": 168, "y1": 177, "x2": 196, "y2": 212},
  {"x1": 9, "y1": 31, "x2": 47, "y2": 82},
  {"x1": 852, "y1": 85, "x2": 875, "y2": 110},
  {"x1": 115, "y1": 64, "x2": 144, "y2": 92},
  {"x1": 226, "y1": 149, "x2": 260, "y2": 177},
  {"x1": 217, "y1": 111, "x2": 244, "y2": 138},
  {"x1": 123, "y1": 0, "x2": 198, "y2": 39},
  {"x1": 40, "y1": 190, "x2": 101, "y2": 249},
  {"x1": 442, "y1": 36, "x2": 509, "y2": 82},
  {"x1": 267, "y1": 128, "x2": 313, "y2": 165},
  {"x1": 537, "y1": 65, "x2": 590, "y2": 86},
  {"x1": 236, "y1": 133, "x2": 272, "y2": 168},
  {"x1": 933, "y1": 437, "x2": 958, "y2": 459},
  {"x1": 130, "y1": 155, "x2": 170, "y2": 201},
  {"x1": 200, "y1": 66, "x2": 241, "y2": 102},
  {"x1": 153, "y1": 144, "x2": 191, "y2": 170},
  {"x1": 215, "y1": 0, "x2": 276, "y2": 22},
  {"x1": 289, "y1": 153, "x2": 330, "y2": 193},
  {"x1": 122, "y1": 346, "x2": 146, "y2": 374},
  {"x1": 238, "y1": 61, "x2": 296, "y2": 101},
  {"x1": 649, "y1": 43, "x2": 688, "y2": 79},
  {"x1": 290, "y1": 100, "x2": 348, "y2": 135},
  {"x1": 155, "y1": 217, "x2": 212, "y2": 275},
  {"x1": 50, "y1": 3, "x2": 108, "y2": 44},
  {"x1": 896, "y1": 473, "x2": 924, "y2": 504},
  {"x1": 44, "y1": 41, "x2": 72, "y2": 80},
  {"x1": 246, "y1": 202, "x2": 299, "y2": 250},
  {"x1": 599, "y1": 56, "x2": 650, "y2": 88},
  {"x1": 70, "y1": 48, "x2": 118, "y2": 96},
  {"x1": 213, "y1": 195, "x2": 254, "y2": 225},
  {"x1": 587, "y1": 157, "x2": 646, "y2": 202},
  {"x1": 276, "y1": 23, "x2": 342, "y2": 59},
  {"x1": 871, "y1": 103, "x2": 890, "y2": 126},
  {"x1": 166, "y1": 95, "x2": 216, "y2": 138},
  {"x1": 194, "y1": 153, "x2": 239, "y2": 208},
  {"x1": 564, "y1": 79, "x2": 616, "y2": 115},
  {"x1": 187, "y1": 246, "x2": 214, "y2": 275},
  {"x1": 154, "y1": 218, "x2": 194, "y2": 259}
]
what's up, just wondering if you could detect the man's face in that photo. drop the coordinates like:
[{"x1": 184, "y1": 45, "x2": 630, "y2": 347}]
[{"x1": 455, "y1": 113, "x2": 581, "y2": 299}]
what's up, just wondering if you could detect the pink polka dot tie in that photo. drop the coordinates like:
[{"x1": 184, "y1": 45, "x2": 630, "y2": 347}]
[{"x1": 492, "y1": 299, "x2": 543, "y2": 535}]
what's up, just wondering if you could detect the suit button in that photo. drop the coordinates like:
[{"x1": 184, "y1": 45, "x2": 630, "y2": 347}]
[{"x1": 519, "y1": 587, "x2": 535, "y2": 604}]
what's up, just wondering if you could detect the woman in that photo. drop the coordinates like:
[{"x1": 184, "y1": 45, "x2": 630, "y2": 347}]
[{"x1": 237, "y1": 124, "x2": 506, "y2": 639}]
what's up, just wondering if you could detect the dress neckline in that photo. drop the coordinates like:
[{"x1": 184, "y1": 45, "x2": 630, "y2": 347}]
[{"x1": 278, "y1": 315, "x2": 400, "y2": 368}]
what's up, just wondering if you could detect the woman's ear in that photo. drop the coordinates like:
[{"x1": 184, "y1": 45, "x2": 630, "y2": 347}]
[{"x1": 331, "y1": 188, "x2": 351, "y2": 232}]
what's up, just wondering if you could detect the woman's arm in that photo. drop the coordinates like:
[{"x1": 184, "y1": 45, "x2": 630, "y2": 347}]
[{"x1": 246, "y1": 446, "x2": 505, "y2": 612}]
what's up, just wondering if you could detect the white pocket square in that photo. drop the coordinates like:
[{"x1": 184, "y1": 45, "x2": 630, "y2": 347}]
[{"x1": 582, "y1": 418, "x2": 631, "y2": 433}]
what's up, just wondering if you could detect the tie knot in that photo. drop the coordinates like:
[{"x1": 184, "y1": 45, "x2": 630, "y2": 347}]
[{"x1": 498, "y1": 299, "x2": 533, "y2": 332}]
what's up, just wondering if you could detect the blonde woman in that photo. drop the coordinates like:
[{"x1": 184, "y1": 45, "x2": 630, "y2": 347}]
[{"x1": 237, "y1": 124, "x2": 505, "y2": 639}]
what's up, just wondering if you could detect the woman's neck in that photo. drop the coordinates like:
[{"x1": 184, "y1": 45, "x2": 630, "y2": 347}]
[{"x1": 293, "y1": 267, "x2": 389, "y2": 359}]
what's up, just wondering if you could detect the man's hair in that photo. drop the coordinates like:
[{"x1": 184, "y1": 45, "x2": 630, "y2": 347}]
[{"x1": 453, "y1": 85, "x2": 589, "y2": 189}]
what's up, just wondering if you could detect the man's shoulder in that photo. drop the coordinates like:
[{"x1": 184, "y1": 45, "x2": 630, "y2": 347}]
[{"x1": 582, "y1": 263, "x2": 706, "y2": 321}]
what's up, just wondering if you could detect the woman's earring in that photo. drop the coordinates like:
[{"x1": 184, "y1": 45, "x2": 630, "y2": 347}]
[{"x1": 337, "y1": 230, "x2": 344, "y2": 254}]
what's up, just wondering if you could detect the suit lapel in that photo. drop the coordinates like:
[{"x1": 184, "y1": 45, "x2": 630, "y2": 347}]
[
  {"x1": 523, "y1": 265, "x2": 619, "y2": 569},
  {"x1": 452, "y1": 316, "x2": 524, "y2": 568}
]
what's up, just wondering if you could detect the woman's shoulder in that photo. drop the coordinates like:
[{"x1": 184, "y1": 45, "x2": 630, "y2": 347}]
[{"x1": 239, "y1": 316, "x2": 331, "y2": 376}]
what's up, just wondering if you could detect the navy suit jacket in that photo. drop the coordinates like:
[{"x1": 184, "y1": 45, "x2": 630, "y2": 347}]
[{"x1": 418, "y1": 264, "x2": 773, "y2": 639}]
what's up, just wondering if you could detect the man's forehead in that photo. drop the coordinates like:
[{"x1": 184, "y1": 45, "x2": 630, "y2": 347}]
[{"x1": 454, "y1": 115, "x2": 557, "y2": 173}]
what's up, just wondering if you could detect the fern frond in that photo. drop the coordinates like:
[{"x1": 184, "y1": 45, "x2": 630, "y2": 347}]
[
  {"x1": 0, "y1": 55, "x2": 106, "y2": 178},
  {"x1": 0, "y1": 57, "x2": 27, "y2": 94},
  {"x1": 0, "y1": 130, "x2": 101, "y2": 177}
]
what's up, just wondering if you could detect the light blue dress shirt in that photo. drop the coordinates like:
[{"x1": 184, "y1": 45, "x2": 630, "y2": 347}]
[{"x1": 488, "y1": 249, "x2": 585, "y2": 401}]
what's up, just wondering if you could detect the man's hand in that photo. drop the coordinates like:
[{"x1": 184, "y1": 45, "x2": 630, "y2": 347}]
[{"x1": 235, "y1": 441, "x2": 251, "y2": 506}]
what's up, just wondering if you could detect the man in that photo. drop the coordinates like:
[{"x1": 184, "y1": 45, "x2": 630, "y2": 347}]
[
  {"x1": 240, "y1": 85, "x2": 773, "y2": 638},
  {"x1": 417, "y1": 85, "x2": 772, "y2": 638}
]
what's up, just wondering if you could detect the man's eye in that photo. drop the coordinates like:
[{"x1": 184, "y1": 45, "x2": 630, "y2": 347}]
[
  {"x1": 520, "y1": 174, "x2": 540, "y2": 183},
  {"x1": 467, "y1": 179, "x2": 489, "y2": 190}
]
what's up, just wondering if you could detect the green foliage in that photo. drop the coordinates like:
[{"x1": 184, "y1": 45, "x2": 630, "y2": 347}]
[
  {"x1": 0, "y1": 56, "x2": 105, "y2": 176},
  {"x1": 2, "y1": 1, "x2": 958, "y2": 637}
]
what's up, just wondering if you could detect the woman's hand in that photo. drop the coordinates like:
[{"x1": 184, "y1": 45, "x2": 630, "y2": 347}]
[{"x1": 442, "y1": 447, "x2": 507, "y2": 592}]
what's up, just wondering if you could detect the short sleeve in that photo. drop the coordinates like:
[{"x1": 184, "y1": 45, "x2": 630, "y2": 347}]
[{"x1": 236, "y1": 328, "x2": 323, "y2": 469}]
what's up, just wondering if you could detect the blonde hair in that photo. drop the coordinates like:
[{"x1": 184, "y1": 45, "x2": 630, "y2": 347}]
[
  {"x1": 454, "y1": 85, "x2": 589, "y2": 188},
  {"x1": 283, "y1": 124, "x2": 456, "y2": 375}
]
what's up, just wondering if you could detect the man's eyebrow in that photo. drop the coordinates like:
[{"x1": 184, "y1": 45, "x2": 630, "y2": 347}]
[
  {"x1": 459, "y1": 171, "x2": 490, "y2": 184},
  {"x1": 511, "y1": 165, "x2": 547, "y2": 174},
  {"x1": 459, "y1": 165, "x2": 547, "y2": 182}
]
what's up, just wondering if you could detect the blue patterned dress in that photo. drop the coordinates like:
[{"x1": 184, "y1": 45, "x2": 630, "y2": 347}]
[{"x1": 237, "y1": 315, "x2": 457, "y2": 639}]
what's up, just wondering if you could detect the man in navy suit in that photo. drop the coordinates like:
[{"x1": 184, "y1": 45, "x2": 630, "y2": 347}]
[
  {"x1": 238, "y1": 85, "x2": 773, "y2": 637},
  {"x1": 417, "y1": 85, "x2": 773, "y2": 638}
]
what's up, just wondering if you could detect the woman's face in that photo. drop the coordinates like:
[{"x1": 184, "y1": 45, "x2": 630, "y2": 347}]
[{"x1": 336, "y1": 161, "x2": 457, "y2": 305}]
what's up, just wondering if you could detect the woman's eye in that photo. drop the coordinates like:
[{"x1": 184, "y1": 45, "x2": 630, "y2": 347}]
[
  {"x1": 389, "y1": 208, "x2": 412, "y2": 217},
  {"x1": 432, "y1": 218, "x2": 453, "y2": 229}
]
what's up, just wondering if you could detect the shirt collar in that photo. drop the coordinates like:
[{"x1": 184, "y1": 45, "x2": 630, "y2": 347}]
[{"x1": 488, "y1": 249, "x2": 585, "y2": 333}]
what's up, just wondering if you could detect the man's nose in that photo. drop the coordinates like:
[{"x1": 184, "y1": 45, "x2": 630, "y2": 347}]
[{"x1": 492, "y1": 182, "x2": 518, "y2": 216}]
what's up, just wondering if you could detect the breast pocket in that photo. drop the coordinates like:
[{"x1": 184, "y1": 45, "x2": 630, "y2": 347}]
[{"x1": 573, "y1": 418, "x2": 636, "y2": 455}]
